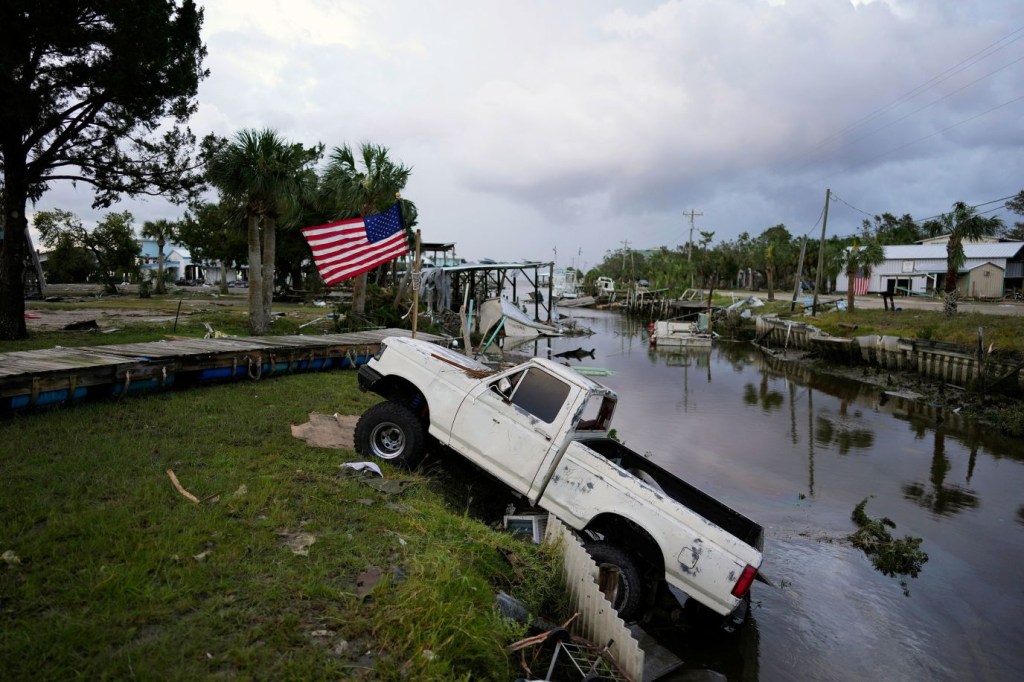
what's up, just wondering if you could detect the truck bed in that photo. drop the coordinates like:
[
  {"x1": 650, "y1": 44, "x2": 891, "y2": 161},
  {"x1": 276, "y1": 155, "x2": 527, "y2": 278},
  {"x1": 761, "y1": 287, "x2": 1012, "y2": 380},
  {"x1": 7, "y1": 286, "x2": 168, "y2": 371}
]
[{"x1": 579, "y1": 437, "x2": 764, "y2": 551}]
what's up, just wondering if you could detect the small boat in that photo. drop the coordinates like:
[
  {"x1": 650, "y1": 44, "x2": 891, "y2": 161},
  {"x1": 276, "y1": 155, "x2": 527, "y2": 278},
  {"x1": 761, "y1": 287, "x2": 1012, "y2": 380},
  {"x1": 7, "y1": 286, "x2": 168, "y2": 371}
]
[
  {"x1": 478, "y1": 297, "x2": 562, "y2": 340},
  {"x1": 649, "y1": 314, "x2": 715, "y2": 348}
]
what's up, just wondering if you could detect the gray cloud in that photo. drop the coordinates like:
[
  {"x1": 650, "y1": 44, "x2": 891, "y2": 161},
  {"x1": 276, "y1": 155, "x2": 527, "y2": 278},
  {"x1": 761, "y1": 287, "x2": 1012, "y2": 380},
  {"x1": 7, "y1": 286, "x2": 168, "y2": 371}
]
[{"x1": 29, "y1": 0, "x2": 1024, "y2": 267}]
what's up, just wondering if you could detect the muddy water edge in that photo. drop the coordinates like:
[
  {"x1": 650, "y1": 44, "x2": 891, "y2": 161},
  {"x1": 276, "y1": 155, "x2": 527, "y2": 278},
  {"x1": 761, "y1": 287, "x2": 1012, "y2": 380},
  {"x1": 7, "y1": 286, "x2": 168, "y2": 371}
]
[{"x1": 508, "y1": 307, "x2": 1024, "y2": 682}]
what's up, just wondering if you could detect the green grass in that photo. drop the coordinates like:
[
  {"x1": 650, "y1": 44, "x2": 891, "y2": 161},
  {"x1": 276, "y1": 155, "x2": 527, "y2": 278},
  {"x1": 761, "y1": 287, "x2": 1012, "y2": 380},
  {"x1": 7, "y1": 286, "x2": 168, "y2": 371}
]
[
  {"x1": 0, "y1": 374, "x2": 564, "y2": 680},
  {"x1": 809, "y1": 308, "x2": 1024, "y2": 353}
]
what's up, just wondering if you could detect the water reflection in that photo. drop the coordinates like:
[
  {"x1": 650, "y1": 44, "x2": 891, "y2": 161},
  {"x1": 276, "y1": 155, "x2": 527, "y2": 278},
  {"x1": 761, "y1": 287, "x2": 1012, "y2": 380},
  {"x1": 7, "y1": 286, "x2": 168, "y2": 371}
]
[
  {"x1": 901, "y1": 428, "x2": 979, "y2": 517},
  {"x1": 742, "y1": 376, "x2": 785, "y2": 412},
  {"x1": 532, "y1": 309, "x2": 1024, "y2": 680},
  {"x1": 813, "y1": 413, "x2": 876, "y2": 454}
]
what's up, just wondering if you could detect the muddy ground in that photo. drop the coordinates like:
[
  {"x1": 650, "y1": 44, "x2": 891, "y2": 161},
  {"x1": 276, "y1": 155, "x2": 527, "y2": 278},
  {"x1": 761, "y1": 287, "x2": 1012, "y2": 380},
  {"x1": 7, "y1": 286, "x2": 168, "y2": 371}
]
[{"x1": 23, "y1": 307, "x2": 181, "y2": 331}]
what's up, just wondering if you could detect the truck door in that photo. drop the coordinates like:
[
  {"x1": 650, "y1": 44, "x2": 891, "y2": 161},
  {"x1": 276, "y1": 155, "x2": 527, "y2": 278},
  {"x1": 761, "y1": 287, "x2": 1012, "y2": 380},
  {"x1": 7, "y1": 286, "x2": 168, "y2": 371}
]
[{"x1": 450, "y1": 366, "x2": 574, "y2": 497}]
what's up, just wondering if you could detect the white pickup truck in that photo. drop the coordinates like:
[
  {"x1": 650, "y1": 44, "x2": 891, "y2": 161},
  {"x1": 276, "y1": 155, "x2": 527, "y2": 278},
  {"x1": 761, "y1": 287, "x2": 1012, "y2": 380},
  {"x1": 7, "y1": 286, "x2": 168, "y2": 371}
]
[{"x1": 355, "y1": 336, "x2": 763, "y2": 628}]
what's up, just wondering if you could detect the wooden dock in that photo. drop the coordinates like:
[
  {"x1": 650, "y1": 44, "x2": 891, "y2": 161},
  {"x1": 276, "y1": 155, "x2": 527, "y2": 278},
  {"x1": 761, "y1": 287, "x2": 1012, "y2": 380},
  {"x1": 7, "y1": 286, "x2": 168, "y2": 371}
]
[{"x1": 0, "y1": 329, "x2": 445, "y2": 412}]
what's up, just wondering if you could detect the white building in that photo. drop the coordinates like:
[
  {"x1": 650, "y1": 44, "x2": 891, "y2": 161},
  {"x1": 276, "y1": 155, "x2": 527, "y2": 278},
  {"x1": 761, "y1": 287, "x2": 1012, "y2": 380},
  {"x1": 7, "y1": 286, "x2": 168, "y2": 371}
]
[{"x1": 838, "y1": 241, "x2": 1024, "y2": 298}]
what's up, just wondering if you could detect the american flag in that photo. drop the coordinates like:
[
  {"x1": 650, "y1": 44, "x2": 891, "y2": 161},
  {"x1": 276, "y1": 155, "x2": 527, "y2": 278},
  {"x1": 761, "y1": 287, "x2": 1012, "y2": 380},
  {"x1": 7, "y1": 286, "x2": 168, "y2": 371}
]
[{"x1": 301, "y1": 203, "x2": 408, "y2": 285}]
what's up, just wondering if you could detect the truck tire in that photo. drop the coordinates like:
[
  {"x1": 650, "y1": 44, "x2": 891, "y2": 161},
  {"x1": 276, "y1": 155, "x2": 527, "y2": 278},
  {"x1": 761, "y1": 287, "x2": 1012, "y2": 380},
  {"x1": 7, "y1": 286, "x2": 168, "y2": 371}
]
[
  {"x1": 354, "y1": 401, "x2": 426, "y2": 468},
  {"x1": 583, "y1": 541, "x2": 644, "y2": 621}
]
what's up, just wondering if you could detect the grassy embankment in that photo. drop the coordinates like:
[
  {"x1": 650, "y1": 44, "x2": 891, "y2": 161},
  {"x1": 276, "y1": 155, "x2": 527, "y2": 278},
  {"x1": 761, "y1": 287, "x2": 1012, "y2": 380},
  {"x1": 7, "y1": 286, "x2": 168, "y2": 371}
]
[{"x1": 2, "y1": 296, "x2": 566, "y2": 680}]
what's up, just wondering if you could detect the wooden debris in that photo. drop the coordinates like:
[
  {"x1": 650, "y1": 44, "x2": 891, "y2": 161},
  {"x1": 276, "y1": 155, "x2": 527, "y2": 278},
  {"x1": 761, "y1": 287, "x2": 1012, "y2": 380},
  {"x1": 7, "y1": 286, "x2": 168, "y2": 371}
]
[{"x1": 166, "y1": 468, "x2": 200, "y2": 504}]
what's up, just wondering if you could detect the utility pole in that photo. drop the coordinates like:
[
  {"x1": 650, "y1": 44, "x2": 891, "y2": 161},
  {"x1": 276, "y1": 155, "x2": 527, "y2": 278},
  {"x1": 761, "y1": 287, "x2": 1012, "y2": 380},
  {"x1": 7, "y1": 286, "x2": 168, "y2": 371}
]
[
  {"x1": 812, "y1": 189, "x2": 831, "y2": 316},
  {"x1": 684, "y1": 209, "x2": 703, "y2": 289},
  {"x1": 790, "y1": 236, "x2": 807, "y2": 312}
]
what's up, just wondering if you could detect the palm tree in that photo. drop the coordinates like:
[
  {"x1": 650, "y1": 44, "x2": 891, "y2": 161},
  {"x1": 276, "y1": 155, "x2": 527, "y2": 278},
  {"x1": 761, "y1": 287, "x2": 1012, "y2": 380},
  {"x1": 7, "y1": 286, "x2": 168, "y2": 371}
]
[
  {"x1": 140, "y1": 219, "x2": 176, "y2": 294},
  {"x1": 756, "y1": 225, "x2": 792, "y2": 301},
  {"x1": 938, "y1": 202, "x2": 1003, "y2": 316},
  {"x1": 843, "y1": 233, "x2": 885, "y2": 312},
  {"x1": 207, "y1": 129, "x2": 321, "y2": 334},
  {"x1": 321, "y1": 144, "x2": 412, "y2": 317}
]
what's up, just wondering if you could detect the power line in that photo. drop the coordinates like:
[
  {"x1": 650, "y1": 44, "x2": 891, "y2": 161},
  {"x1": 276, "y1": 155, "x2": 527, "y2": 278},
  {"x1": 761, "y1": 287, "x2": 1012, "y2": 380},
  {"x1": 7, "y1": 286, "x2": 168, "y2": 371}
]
[
  {"x1": 833, "y1": 53, "x2": 1024, "y2": 153},
  {"x1": 855, "y1": 93, "x2": 1024, "y2": 167},
  {"x1": 830, "y1": 193, "x2": 875, "y2": 219},
  {"x1": 806, "y1": 26, "x2": 1024, "y2": 156},
  {"x1": 802, "y1": 203, "x2": 826, "y2": 238},
  {"x1": 809, "y1": 191, "x2": 1018, "y2": 233},
  {"x1": 912, "y1": 193, "x2": 1019, "y2": 225}
]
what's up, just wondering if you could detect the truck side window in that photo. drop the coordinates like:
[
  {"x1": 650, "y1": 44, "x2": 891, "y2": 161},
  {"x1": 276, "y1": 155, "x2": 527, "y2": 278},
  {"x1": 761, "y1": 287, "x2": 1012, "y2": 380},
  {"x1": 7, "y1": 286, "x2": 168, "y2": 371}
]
[
  {"x1": 508, "y1": 368, "x2": 570, "y2": 423},
  {"x1": 491, "y1": 370, "x2": 524, "y2": 399},
  {"x1": 577, "y1": 395, "x2": 614, "y2": 431}
]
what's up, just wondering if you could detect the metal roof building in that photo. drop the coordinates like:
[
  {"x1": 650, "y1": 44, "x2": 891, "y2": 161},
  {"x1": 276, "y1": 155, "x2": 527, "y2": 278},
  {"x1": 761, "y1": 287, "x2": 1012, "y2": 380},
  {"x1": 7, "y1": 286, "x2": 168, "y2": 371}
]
[{"x1": 839, "y1": 241, "x2": 1024, "y2": 298}]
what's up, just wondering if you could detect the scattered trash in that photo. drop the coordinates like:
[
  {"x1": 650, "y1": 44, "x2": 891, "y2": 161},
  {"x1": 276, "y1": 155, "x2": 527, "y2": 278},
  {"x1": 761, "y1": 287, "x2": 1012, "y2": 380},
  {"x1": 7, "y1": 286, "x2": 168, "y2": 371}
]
[
  {"x1": 495, "y1": 590, "x2": 529, "y2": 623},
  {"x1": 2, "y1": 550, "x2": 22, "y2": 567},
  {"x1": 356, "y1": 566, "x2": 383, "y2": 599},
  {"x1": 572, "y1": 366, "x2": 614, "y2": 377},
  {"x1": 63, "y1": 319, "x2": 99, "y2": 331},
  {"x1": 341, "y1": 461, "x2": 383, "y2": 477},
  {"x1": 193, "y1": 550, "x2": 212, "y2": 562},
  {"x1": 202, "y1": 322, "x2": 234, "y2": 339},
  {"x1": 361, "y1": 478, "x2": 413, "y2": 495},
  {"x1": 232, "y1": 484, "x2": 248, "y2": 497},
  {"x1": 299, "y1": 315, "x2": 328, "y2": 329},
  {"x1": 504, "y1": 514, "x2": 548, "y2": 544},
  {"x1": 278, "y1": 531, "x2": 317, "y2": 556},
  {"x1": 291, "y1": 413, "x2": 358, "y2": 450},
  {"x1": 726, "y1": 295, "x2": 765, "y2": 311}
]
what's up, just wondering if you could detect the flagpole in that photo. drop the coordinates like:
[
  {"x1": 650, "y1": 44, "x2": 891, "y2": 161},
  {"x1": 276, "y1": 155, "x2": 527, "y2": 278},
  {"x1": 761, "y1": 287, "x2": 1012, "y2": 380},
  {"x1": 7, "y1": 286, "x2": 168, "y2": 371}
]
[{"x1": 411, "y1": 229, "x2": 422, "y2": 339}]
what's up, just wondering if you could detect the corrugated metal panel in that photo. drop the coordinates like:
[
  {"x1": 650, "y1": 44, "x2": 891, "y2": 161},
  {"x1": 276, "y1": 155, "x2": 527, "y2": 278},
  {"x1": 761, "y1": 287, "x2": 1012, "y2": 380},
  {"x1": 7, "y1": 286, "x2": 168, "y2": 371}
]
[
  {"x1": 884, "y1": 242, "x2": 1024, "y2": 260},
  {"x1": 544, "y1": 515, "x2": 644, "y2": 680},
  {"x1": 1008, "y1": 262, "x2": 1024, "y2": 278}
]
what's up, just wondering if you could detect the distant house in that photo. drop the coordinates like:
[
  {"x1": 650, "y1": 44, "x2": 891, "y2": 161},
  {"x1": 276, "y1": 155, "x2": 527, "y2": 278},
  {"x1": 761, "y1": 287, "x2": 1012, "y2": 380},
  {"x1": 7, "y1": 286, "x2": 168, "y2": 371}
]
[
  {"x1": 837, "y1": 240, "x2": 1024, "y2": 298},
  {"x1": 137, "y1": 239, "x2": 246, "y2": 284},
  {"x1": 139, "y1": 238, "x2": 195, "y2": 282}
]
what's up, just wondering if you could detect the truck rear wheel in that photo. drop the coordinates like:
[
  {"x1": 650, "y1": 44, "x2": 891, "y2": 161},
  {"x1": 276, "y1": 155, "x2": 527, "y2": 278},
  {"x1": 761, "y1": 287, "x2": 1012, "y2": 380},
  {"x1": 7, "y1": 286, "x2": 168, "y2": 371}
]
[
  {"x1": 584, "y1": 541, "x2": 644, "y2": 621},
  {"x1": 354, "y1": 401, "x2": 426, "y2": 468}
]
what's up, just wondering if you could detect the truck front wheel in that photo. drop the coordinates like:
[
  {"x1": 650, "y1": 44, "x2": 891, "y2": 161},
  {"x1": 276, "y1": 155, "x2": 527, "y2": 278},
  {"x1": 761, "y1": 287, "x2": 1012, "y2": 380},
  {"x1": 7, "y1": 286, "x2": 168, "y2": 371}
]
[
  {"x1": 584, "y1": 541, "x2": 645, "y2": 621},
  {"x1": 354, "y1": 402, "x2": 426, "y2": 468}
]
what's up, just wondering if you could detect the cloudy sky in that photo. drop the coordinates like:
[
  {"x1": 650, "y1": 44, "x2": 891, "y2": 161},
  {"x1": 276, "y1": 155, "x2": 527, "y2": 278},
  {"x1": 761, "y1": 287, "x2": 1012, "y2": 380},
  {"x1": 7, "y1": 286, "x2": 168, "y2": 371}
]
[{"x1": 37, "y1": 0, "x2": 1024, "y2": 269}]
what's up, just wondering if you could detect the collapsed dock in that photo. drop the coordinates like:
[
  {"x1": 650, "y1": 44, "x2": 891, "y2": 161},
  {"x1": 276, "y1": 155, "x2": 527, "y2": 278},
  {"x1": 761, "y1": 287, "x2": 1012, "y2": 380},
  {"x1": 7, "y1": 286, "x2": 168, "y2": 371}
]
[{"x1": 0, "y1": 329, "x2": 443, "y2": 412}]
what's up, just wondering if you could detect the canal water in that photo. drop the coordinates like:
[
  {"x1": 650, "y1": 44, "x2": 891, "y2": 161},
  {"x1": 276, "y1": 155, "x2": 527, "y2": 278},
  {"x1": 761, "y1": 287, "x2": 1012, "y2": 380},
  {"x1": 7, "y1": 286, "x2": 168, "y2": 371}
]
[{"x1": 512, "y1": 307, "x2": 1024, "y2": 681}]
